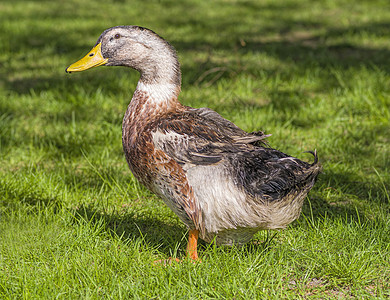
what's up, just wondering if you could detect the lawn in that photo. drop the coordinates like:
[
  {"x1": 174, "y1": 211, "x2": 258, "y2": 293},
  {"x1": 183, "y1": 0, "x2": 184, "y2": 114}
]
[{"x1": 1, "y1": 0, "x2": 389, "y2": 298}]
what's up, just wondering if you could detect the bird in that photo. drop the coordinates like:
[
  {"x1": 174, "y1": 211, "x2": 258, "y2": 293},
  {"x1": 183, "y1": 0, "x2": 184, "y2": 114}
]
[{"x1": 66, "y1": 25, "x2": 321, "y2": 261}]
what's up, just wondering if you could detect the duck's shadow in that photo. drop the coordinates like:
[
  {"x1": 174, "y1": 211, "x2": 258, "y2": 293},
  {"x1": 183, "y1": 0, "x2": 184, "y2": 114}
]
[
  {"x1": 72, "y1": 204, "x2": 190, "y2": 257},
  {"x1": 71, "y1": 203, "x2": 275, "y2": 257}
]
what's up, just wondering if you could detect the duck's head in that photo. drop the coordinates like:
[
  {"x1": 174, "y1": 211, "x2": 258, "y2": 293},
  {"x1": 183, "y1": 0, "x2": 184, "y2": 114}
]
[{"x1": 66, "y1": 26, "x2": 181, "y2": 85}]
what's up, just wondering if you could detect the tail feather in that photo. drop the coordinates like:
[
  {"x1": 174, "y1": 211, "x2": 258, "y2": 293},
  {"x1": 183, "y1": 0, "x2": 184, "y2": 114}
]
[
  {"x1": 304, "y1": 149, "x2": 319, "y2": 166},
  {"x1": 261, "y1": 149, "x2": 321, "y2": 201}
]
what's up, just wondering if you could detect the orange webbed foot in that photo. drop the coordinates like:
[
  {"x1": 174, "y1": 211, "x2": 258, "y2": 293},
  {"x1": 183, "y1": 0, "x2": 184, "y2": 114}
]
[{"x1": 153, "y1": 257, "x2": 180, "y2": 266}]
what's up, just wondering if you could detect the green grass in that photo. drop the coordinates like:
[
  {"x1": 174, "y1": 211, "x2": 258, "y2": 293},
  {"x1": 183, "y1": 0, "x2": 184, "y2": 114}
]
[{"x1": 1, "y1": 0, "x2": 390, "y2": 298}]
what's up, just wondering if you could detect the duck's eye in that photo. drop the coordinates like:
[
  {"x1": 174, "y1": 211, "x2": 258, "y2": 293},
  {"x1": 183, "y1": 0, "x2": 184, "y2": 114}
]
[{"x1": 114, "y1": 33, "x2": 121, "y2": 39}]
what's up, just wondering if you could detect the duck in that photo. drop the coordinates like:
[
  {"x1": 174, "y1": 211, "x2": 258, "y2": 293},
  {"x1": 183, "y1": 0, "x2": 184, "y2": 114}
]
[{"x1": 66, "y1": 25, "x2": 321, "y2": 261}]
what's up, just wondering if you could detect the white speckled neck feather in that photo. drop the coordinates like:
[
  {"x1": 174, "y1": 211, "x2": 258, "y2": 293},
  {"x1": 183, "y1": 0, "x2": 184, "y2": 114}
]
[{"x1": 135, "y1": 81, "x2": 180, "y2": 106}]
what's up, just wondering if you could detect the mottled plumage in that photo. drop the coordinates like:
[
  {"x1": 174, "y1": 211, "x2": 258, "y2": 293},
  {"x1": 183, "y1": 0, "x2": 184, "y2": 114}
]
[{"x1": 66, "y1": 25, "x2": 321, "y2": 259}]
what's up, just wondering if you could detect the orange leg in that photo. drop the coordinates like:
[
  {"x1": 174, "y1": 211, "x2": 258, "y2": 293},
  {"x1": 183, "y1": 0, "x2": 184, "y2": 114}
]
[
  {"x1": 186, "y1": 229, "x2": 199, "y2": 260},
  {"x1": 154, "y1": 229, "x2": 200, "y2": 265}
]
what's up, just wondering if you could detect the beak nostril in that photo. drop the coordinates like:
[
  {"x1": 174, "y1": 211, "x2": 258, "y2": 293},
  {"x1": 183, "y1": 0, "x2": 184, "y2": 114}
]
[{"x1": 89, "y1": 53, "x2": 94, "y2": 57}]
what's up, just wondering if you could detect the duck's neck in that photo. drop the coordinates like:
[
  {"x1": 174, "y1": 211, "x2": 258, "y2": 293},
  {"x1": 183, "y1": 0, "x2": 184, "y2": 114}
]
[
  {"x1": 122, "y1": 41, "x2": 183, "y2": 144},
  {"x1": 130, "y1": 80, "x2": 181, "y2": 113},
  {"x1": 138, "y1": 56, "x2": 181, "y2": 88},
  {"x1": 132, "y1": 45, "x2": 182, "y2": 111},
  {"x1": 139, "y1": 37, "x2": 181, "y2": 87},
  {"x1": 122, "y1": 79, "x2": 181, "y2": 137}
]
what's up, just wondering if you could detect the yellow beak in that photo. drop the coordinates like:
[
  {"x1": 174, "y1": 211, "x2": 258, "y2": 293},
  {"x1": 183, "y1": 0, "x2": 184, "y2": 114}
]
[{"x1": 66, "y1": 43, "x2": 108, "y2": 73}]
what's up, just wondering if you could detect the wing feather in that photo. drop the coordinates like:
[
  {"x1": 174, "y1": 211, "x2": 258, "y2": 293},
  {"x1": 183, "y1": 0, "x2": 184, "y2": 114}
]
[{"x1": 151, "y1": 107, "x2": 268, "y2": 166}]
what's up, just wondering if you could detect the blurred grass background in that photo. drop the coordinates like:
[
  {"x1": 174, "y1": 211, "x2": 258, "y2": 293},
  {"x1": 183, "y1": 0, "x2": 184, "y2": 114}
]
[{"x1": 0, "y1": 0, "x2": 389, "y2": 298}]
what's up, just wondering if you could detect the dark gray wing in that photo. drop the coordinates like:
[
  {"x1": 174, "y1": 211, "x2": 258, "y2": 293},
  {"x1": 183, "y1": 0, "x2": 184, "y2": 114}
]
[{"x1": 151, "y1": 107, "x2": 267, "y2": 166}]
